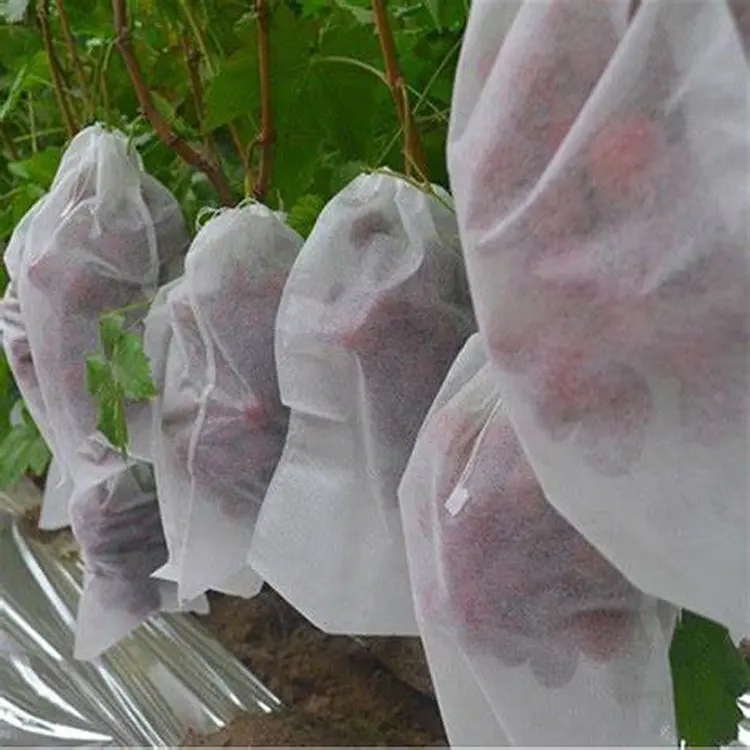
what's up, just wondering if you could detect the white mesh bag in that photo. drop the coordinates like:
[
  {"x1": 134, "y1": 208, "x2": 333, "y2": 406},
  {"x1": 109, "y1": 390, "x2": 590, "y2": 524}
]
[
  {"x1": 146, "y1": 279, "x2": 256, "y2": 598},
  {"x1": 70, "y1": 462, "x2": 207, "y2": 660},
  {"x1": 144, "y1": 203, "x2": 301, "y2": 601},
  {"x1": 2, "y1": 201, "x2": 73, "y2": 531},
  {"x1": 17, "y1": 124, "x2": 189, "y2": 491},
  {"x1": 399, "y1": 333, "x2": 678, "y2": 746},
  {"x1": 249, "y1": 172, "x2": 475, "y2": 635},
  {"x1": 448, "y1": 0, "x2": 749, "y2": 632},
  {"x1": 730, "y1": 0, "x2": 749, "y2": 54},
  {"x1": 0, "y1": 197, "x2": 56, "y2": 451},
  {"x1": 143, "y1": 279, "x2": 198, "y2": 592},
  {"x1": 38, "y1": 457, "x2": 74, "y2": 530}
]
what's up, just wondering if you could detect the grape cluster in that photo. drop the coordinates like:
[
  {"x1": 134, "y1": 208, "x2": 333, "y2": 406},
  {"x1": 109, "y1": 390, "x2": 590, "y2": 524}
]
[
  {"x1": 156, "y1": 209, "x2": 296, "y2": 520},
  {"x1": 454, "y1": 0, "x2": 748, "y2": 474},
  {"x1": 416, "y1": 382, "x2": 641, "y2": 688},
  {"x1": 282, "y1": 178, "x2": 475, "y2": 504},
  {"x1": 70, "y1": 467, "x2": 167, "y2": 617}
]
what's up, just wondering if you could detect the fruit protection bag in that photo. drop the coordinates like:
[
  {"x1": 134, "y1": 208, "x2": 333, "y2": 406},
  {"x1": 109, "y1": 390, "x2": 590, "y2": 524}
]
[
  {"x1": 17, "y1": 124, "x2": 189, "y2": 491},
  {"x1": 399, "y1": 334, "x2": 678, "y2": 746},
  {"x1": 448, "y1": 0, "x2": 750, "y2": 632},
  {"x1": 145, "y1": 282, "x2": 266, "y2": 599},
  {"x1": 1, "y1": 197, "x2": 57, "y2": 452},
  {"x1": 249, "y1": 172, "x2": 475, "y2": 635},
  {"x1": 730, "y1": 0, "x2": 750, "y2": 55},
  {"x1": 144, "y1": 203, "x2": 301, "y2": 601},
  {"x1": 70, "y1": 462, "x2": 208, "y2": 660},
  {"x1": 39, "y1": 457, "x2": 74, "y2": 530}
]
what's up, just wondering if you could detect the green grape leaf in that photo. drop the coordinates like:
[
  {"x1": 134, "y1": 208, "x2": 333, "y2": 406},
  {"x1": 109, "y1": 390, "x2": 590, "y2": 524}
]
[
  {"x1": 111, "y1": 330, "x2": 158, "y2": 401},
  {"x1": 4, "y1": 183, "x2": 46, "y2": 233},
  {"x1": 670, "y1": 610, "x2": 750, "y2": 747},
  {"x1": 333, "y1": 0, "x2": 373, "y2": 25},
  {"x1": 85, "y1": 353, "x2": 128, "y2": 453},
  {"x1": 286, "y1": 193, "x2": 324, "y2": 237},
  {"x1": 85, "y1": 352, "x2": 111, "y2": 395},
  {"x1": 7, "y1": 145, "x2": 62, "y2": 188},
  {"x1": 0, "y1": 402, "x2": 51, "y2": 489},
  {"x1": 299, "y1": 0, "x2": 330, "y2": 17},
  {"x1": 0, "y1": 351, "x2": 15, "y2": 440},
  {"x1": 85, "y1": 314, "x2": 157, "y2": 452},
  {"x1": 203, "y1": 53, "x2": 257, "y2": 132},
  {"x1": 99, "y1": 313, "x2": 125, "y2": 358},
  {"x1": 0, "y1": 26, "x2": 41, "y2": 71},
  {"x1": 425, "y1": 0, "x2": 442, "y2": 30}
]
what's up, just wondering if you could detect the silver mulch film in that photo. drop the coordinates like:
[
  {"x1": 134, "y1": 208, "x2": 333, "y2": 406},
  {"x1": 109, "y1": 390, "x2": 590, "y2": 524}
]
[{"x1": 0, "y1": 480, "x2": 281, "y2": 747}]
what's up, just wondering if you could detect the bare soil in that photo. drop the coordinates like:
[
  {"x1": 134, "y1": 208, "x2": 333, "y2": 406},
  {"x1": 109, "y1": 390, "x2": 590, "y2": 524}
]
[{"x1": 191, "y1": 587, "x2": 446, "y2": 746}]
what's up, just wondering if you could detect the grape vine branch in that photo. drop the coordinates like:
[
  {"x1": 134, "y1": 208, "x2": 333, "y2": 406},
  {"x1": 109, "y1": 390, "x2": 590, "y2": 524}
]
[
  {"x1": 111, "y1": 0, "x2": 236, "y2": 206},
  {"x1": 54, "y1": 0, "x2": 95, "y2": 123},
  {"x1": 371, "y1": 0, "x2": 427, "y2": 179},
  {"x1": 251, "y1": 0, "x2": 272, "y2": 200},
  {"x1": 36, "y1": 0, "x2": 78, "y2": 139},
  {"x1": 180, "y1": 30, "x2": 216, "y2": 162},
  {"x1": 177, "y1": 0, "x2": 250, "y2": 182}
]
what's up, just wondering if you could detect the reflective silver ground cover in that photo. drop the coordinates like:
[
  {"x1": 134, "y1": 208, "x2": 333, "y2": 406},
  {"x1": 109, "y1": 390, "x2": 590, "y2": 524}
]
[{"x1": 0, "y1": 481, "x2": 281, "y2": 747}]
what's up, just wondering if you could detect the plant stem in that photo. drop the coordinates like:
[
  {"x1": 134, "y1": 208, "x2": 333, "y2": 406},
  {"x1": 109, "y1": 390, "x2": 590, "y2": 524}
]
[
  {"x1": 180, "y1": 30, "x2": 216, "y2": 158},
  {"x1": 37, "y1": 0, "x2": 78, "y2": 139},
  {"x1": 27, "y1": 94, "x2": 38, "y2": 153},
  {"x1": 178, "y1": 0, "x2": 249, "y2": 172},
  {"x1": 252, "y1": 0, "x2": 272, "y2": 200},
  {"x1": 13, "y1": 127, "x2": 67, "y2": 144},
  {"x1": 1, "y1": 127, "x2": 20, "y2": 161},
  {"x1": 54, "y1": 0, "x2": 95, "y2": 122},
  {"x1": 178, "y1": 0, "x2": 213, "y2": 73},
  {"x1": 112, "y1": 0, "x2": 235, "y2": 205},
  {"x1": 370, "y1": 0, "x2": 427, "y2": 179},
  {"x1": 375, "y1": 36, "x2": 460, "y2": 165}
]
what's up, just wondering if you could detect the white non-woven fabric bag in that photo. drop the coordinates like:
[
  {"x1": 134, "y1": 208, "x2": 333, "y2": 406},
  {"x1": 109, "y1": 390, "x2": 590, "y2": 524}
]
[
  {"x1": 17, "y1": 124, "x2": 189, "y2": 491},
  {"x1": 145, "y1": 282, "x2": 262, "y2": 599},
  {"x1": 1, "y1": 203, "x2": 73, "y2": 532},
  {"x1": 448, "y1": 0, "x2": 749, "y2": 632},
  {"x1": 70, "y1": 462, "x2": 207, "y2": 660},
  {"x1": 0, "y1": 197, "x2": 56, "y2": 452},
  {"x1": 399, "y1": 333, "x2": 678, "y2": 746},
  {"x1": 249, "y1": 172, "x2": 475, "y2": 635},
  {"x1": 39, "y1": 457, "x2": 74, "y2": 530},
  {"x1": 144, "y1": 203, "x2": 301, "y2": 601},
  {"x1": 729, "y1": 0, "x2": 750, "y2": 54}
]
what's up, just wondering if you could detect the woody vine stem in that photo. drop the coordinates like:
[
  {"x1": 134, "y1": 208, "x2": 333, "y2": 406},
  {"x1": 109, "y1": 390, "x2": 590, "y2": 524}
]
[
  {"x1": 180, "y1": 31, "x2": 217, "y2": 162},
  {"x1": 111, "y1": 0, "x2": 235, "y2": 206},
  {"x1": 176, "y1": 0, "x2": 250, "y2": 180},
  {"x1": 37, "y1": 0, "x2": 78, "y2": 140},
  {"x1": 54, "y1": 0, "x2": 95, "y2": 123},
  {"x1": 252, "y1": 0, "x2": 272, "y2": 200},
  {"x1": 371, "y1": 0, "x2": 427, "y2": 179}
]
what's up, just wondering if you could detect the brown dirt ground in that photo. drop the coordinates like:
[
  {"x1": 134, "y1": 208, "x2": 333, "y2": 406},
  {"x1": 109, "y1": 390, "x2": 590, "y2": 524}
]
[{"x1": 190, "y1": 588, "x2": 446, "y2": 746}]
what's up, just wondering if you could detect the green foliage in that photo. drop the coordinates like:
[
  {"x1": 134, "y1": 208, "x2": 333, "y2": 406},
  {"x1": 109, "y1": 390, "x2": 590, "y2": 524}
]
[
  {"x1": 8, "y1": 145, "x2": 63, "y2": 187},
  {"x1": 287, "y1": 193, "x2": 325, "y2": 237},
  {"x1": 85, "y1": 313, "x2": 157, "y2": 452},
  {"x1": 0, "y1": 351, "x2": 15, "y2": 437},
  {"x1": 670, "y1": 611, "x2": 750, "y2": 747},
  {"x1": 0, "y1": 400, "x2": 51, "y2": 489},
  {"x1": 0, "y1": 63, "x2": 29, "y2": 123}
]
